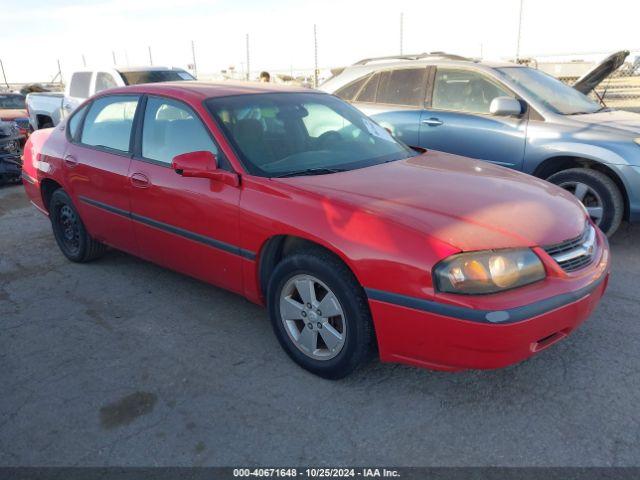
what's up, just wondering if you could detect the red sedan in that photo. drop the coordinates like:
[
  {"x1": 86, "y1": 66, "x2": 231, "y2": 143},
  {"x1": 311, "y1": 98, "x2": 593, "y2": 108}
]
[{"x1": 21, "y1": 82, "x2": 610, "y2": 378}]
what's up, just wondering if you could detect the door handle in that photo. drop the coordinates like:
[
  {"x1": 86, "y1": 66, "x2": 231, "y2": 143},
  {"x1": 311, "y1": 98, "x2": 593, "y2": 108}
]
[
  {"x1": 130, "y1": 172, "x2": 150, "y2": 188},
  {"x1": 63, "y1": 154, "x2": 78, "y2": 168},
  {"x1": 422, "y1": 118, "x2": 443, "y2": 127}
]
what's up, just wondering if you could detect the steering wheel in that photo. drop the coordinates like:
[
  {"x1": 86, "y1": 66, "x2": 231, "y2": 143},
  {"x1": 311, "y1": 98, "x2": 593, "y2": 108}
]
[{"x1": 317, "y1": 131, "x2": 343, "y2": 149}]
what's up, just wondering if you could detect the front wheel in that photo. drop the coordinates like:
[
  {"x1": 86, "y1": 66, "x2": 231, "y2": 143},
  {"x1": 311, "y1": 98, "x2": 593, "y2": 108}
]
[
  {"x1": 267, "y1": 249, "x2": 374, "y2": 379},
  {"x1": 49, "y1": 189, "x2": 107, "y2": 262},
  {"x1": 547, "y1": 168, "x2": 624, "y2": 237}
]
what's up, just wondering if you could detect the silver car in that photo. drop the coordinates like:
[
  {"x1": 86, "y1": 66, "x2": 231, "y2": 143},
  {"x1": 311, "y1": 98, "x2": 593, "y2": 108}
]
[{"x1": 321, "y1": 51, "x2": 640, "y2": 236}]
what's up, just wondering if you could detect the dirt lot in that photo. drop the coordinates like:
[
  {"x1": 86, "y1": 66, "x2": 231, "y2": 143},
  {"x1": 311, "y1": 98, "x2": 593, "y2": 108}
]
[{"x1": 1, "y1": 183, "x2": 639, "y2": 466}]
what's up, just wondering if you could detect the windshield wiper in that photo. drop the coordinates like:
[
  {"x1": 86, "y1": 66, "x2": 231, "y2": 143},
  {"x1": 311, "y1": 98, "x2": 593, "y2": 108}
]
[{"x1": 273, "y1": 167, "x2": 346, "y2": 178}]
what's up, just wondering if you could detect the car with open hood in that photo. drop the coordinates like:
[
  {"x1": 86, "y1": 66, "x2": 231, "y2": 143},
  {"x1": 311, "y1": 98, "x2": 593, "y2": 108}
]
[
  {"x1": 0, "y1": 92, "x2": 29, "y2": 139},
  {"x1": 321, "y1": 51, "x2": 640, "y2": 237},
  {"x1": 21, "y1": 82, "x2": 610, "y2": 378},
  {"x1": 0, "y1": 120, "x2": 23, "y2": 185}
]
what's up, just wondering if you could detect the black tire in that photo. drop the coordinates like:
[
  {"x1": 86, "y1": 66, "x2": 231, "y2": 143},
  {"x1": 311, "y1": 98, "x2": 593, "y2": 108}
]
[
  {"x1": 267, "y1": 248, "x2": 374, "y2": 379},
  {"x1": 49, "y1": 189, "x2": 107, "y2": 262},
  {"x1": 547, "y1": 168, "x2": 624, "y2": 237}
]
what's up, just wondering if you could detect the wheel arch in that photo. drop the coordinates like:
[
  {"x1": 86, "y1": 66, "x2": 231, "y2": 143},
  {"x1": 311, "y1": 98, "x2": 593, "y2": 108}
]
[
  {"x1": 256, "y1": 234, "x2": 362, "y2": 301},
  {"x1": 532, "y1": 155, "x2": 630, "y2": 221},
  {"x1": 36, "y1": 114, "x2": 54, "y2": 129},
  {"x1": 40, "y1": 178, "x2": 64, "y2": 212}
]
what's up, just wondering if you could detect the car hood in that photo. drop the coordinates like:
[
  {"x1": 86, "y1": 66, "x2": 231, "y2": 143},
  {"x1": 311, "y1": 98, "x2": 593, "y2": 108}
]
[
  {"x1": 569, "y1": 109, "x2": 640, "y2": 135},
  {"x1": 280, "y1": 151, "x2": 586, "y2": 251},
  {"x1": 573, "y1": 50, "x2": 629, "y2": 94},
  {"x1": 0, "y1": 109, "x2": 28, "y2": 121}
]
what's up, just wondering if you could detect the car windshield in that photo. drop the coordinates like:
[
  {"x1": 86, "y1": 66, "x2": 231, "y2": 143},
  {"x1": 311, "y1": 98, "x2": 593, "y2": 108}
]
[
  {"x1": 0, "y1": 94, "x2": 26, "y2": 109},
  {"x1": 496, "y1": 66, "x2": 601, "y2": 115},
  {"x1": 118, "y1": 70, "x2": 195, "y2": 85},
  {"x1": 206, "y1": 92, "x2": 416, "y2": 177}
]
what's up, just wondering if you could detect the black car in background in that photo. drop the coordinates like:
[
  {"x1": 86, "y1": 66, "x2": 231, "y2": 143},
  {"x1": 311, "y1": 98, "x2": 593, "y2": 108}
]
[{"x1": 0, "y1": 120, "x2": 23, "y2": 185}]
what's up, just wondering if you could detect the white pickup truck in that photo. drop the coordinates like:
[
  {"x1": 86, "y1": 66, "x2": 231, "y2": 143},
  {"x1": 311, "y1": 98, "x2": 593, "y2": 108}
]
[{"x1": 26, "y1": 66, "x2": 195, "y2": 130}]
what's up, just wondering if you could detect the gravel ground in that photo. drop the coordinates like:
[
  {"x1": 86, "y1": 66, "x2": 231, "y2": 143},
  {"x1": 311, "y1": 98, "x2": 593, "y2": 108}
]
[{"x1": 1, "y1": 183, "x2": 639, "y2": 466}]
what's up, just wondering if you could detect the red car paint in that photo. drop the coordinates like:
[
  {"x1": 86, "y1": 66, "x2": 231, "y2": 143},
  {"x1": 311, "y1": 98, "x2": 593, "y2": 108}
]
[{"x1": 21, "y1": 82, "x2": 610, "y2": 371}]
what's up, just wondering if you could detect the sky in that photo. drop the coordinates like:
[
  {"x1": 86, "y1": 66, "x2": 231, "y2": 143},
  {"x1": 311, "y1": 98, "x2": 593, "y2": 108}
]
[{"x1": 1, "y1": 0, "x2": 639, "y2": 83}]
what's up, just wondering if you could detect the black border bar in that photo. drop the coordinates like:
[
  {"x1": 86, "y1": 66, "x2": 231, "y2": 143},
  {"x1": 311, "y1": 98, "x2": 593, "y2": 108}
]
[{"x1": 78, "y1": 195, "x2": 256, "y2": 260}]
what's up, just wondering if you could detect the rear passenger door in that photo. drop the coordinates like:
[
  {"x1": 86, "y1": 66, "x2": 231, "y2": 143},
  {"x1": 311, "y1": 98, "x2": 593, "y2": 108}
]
[
  {"x1": 351, "y1": 68, "x2": 428, "y2": 148},
  {"x1": 419, "y1": 68, "x2": 527, "y2": 169},
  {"x1": 128, "y1": 95, "x2": 243, "y2": 293},
  {"x1": 64, "y1": 94, "x2": 140, "y2": 254}
]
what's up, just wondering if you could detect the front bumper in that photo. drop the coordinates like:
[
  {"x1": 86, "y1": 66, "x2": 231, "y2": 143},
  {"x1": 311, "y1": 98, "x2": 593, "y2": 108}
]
[{"x1": 367, "y1": 239, "x2": 611, "y2": 371}]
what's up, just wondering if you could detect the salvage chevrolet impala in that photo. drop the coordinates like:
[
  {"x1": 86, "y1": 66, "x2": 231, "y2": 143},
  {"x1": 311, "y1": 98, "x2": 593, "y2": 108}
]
[{"x1": 21, "y1": 82, "x2": 610, "y2": 378}]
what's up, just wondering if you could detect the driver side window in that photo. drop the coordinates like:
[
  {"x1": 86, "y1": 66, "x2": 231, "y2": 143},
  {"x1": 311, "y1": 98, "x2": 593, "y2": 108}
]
[{"x1": 432, "y1": 69, "x2": 512, "y2": 115}]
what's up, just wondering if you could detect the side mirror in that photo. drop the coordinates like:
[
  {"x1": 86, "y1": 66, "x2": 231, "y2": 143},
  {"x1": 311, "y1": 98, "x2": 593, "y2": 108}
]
[
  {"x1": 172, "y1": 151, "x2": 218, "y2": 178},
  {"x1": 172, "y1": 151, "x2": 240, "y2": 187},
  {"x1": 489, "y1": 96, "x2": 523, "y2": 116}
]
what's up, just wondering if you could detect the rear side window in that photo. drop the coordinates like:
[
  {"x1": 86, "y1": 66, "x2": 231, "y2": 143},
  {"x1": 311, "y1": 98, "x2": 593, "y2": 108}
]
[
  {"x1": 141, "y1": 97, "x2": 220, "y2": 166},
  {"x1": 67, "y1": 103, "x2": 89, "y2": 141},
  {"x1": 376, "y1": 68, "x2": 427, "y2": 106},
  {"x1": 355, "y1": 73, "x2": 380, "y2": 103},
  {"x1": 119, "y1": 70, "x2": 195, "y2": 85},
  {"x1": 95, "y1": 73, "x2": 118, "y2": 93},
  {"x1": 81, "y1": 95, "x2": 139, "y2": 152},
  {"x1": 334, "y1": 75, "x2": 369, "y2": 101},
  {"x1": 69, "y1": 72, "x2": 92, "y2": 98}
]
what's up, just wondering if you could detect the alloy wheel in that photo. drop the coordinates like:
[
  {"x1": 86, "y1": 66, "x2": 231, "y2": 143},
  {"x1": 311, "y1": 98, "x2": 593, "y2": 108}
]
[
  {"x1": 279, "y1": 274, "x2": 347, "y2": 361},
  {"x1": 558, "y1": 181, "x2": 604, "y2": 226}
]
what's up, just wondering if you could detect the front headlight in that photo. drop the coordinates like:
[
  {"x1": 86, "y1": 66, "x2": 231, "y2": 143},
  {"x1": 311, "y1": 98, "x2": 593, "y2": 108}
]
[
  {"x1": 434, "y1": 249, "x2": 546, "y2": 295},
  {"x1": 634, "y1": 137, "x2": 640, "y2": 146}
]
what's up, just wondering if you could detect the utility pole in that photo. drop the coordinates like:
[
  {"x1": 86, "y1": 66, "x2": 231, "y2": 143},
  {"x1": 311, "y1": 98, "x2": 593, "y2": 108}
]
[
  {"x1": 57, "y1": 59, "x2": 64, "y2": 86},
  {"x1": 516, "y1": 0, "x2": 524, "y2": 60},
  {"x1": 245, "y1": 34, "x2": 250, "y2": 81},
  {"x1": 191, "y1": 40, "x2": 198, "y2": 78},
  {"x1": 82, "y1": 54, "x2": 87, "y2": 67},
  {"x1": 112, "y1": 51, "x2": 117, "y2": 65},
  {"x1": 0, "y1": 58, "x2": 9, "y2": 89},
  {"x1": 148, "y1": 46, "x2": 153, "y2": 66},
  {"x1": 400, "y1": 12, "x2": 404, "y2": 55},
  {"x1": 313, "y1": 24, "x2": 318, "y2": 88}
]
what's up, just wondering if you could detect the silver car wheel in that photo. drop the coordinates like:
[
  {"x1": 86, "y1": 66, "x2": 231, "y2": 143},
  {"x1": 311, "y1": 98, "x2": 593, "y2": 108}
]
[
  {"x1": 558, "y1": 181, "x2": 604, "y2": 225},
  {"x1": 279, "y1": 274, "x2": 346, "y2": 361}
]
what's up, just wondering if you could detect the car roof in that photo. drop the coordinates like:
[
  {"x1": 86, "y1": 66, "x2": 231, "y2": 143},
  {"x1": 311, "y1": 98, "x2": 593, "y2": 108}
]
[
  {"x1": 346, "y1": 58, "x2": 517, "y2": 72},
  {"x1": 105, "y1": 81, "x2": 318, "y2": 100},
  {"x1": 116, "y1": 66, "x2": 188, "y2": 73}
]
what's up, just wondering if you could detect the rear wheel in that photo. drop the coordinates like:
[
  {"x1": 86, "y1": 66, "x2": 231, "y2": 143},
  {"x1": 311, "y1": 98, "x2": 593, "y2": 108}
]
[
  {"x1": 267, "y1": 248, "x2": 374, "y2": 379},
  {"x1": 49, "y1": 189, "x2": 107, "y2": 262},
  {"x1": 547, "y1": 168, "x2": 623, "y2": 237}
]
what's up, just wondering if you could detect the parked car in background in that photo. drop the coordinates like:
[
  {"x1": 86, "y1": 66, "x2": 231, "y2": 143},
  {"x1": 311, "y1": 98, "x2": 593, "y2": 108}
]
[
  {"x1": 26, "y1": 66, "x2": 195, "y2": 130},
  {"x1": 21, "y1": 82, "x2": 609, "y2": 378},
  {"x1": 321, "y1": 52, "x2": 640, "y2": 236},
  {"x1": 0, "y1": 92, "x2": 29, "y2": 140},
  {"x1": 0, "y1": 120, "x2": 23, "y2": 185}
]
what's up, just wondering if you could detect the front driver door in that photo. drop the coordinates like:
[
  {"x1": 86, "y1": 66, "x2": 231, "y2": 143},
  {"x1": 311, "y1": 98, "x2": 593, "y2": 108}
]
[
  {"x1": 128, "y1": 95, "x2": 243, "y2": 294},
  {"x1": 419, "y1": 67, "x2": 527, "y2": 169}
]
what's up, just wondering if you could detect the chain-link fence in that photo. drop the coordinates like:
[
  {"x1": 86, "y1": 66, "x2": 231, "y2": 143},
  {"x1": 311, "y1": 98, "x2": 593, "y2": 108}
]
[{"x1": 524, "y1": 50, "x2": 640, "y2": 113}]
